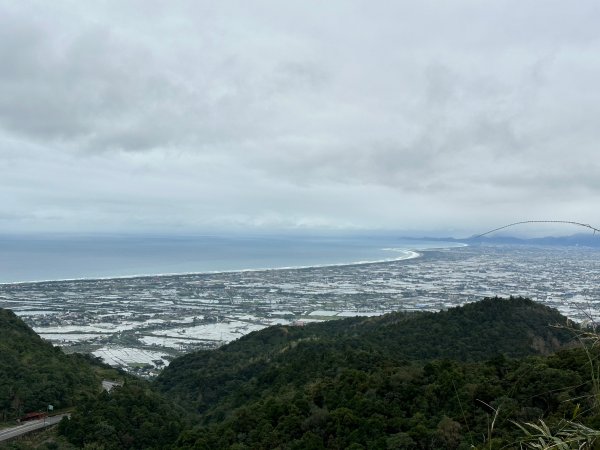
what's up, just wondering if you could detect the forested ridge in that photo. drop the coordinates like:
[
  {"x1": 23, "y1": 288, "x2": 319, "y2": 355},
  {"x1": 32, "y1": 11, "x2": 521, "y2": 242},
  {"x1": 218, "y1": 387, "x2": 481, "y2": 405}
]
[
  {"x1": 0, "y1": 309, "x2": 121, "y2": 423},
  {"x1": 155, "y1": 296, "x2": 574, "y2": 416},
  {"x1": 3, "y1": 298, "x2": 600, "y2": 449}
]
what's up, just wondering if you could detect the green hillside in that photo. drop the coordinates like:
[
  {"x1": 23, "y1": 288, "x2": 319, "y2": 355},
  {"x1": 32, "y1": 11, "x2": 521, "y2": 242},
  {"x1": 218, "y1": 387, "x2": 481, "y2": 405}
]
[
  {"x1": 5, "y1": 298, "x2": 596, "y2": 449},
  {"x1": 0, "y1": 310, "x2": 184, "y2": 449},
  {"x1": 57, "y1": 380, "x2": 187, "y2": 450},
  {"x1": 0, "y1": 308, "x2": 116, "y2": 422},
  {"x1": 173, "y1": 349, "x2": 596, "y2": 449},
  {"x1": 153, "y1": 297, "x2": 593, "y2": 449},
  {"x1": 155, "y1": 297, "x2": 574, "y2": 416}
]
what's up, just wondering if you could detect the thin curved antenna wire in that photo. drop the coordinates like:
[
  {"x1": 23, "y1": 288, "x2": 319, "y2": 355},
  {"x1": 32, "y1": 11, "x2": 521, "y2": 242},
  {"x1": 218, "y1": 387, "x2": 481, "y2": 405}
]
[{"x1": 472, "y1": 221, "x2": 600, "y2": 239}]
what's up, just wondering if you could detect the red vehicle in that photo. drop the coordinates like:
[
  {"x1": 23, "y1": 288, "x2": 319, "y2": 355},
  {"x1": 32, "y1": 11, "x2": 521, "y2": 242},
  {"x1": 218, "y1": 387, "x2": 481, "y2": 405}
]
[{"x1": 19, "y1": 412, "x2": 47, "y2": 422}]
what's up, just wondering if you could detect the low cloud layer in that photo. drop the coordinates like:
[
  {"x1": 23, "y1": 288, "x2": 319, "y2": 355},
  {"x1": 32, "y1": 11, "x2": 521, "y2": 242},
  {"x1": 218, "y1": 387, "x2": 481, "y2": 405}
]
[{"x1": 1, "y1": 1, "x2": 599, "y2": 235}]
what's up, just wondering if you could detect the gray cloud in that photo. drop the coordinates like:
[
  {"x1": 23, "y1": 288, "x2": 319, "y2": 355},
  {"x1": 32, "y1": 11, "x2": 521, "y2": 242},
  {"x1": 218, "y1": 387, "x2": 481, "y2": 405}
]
[{"x1": 1, "y1": 1, "x2": 599, "y2": 235}]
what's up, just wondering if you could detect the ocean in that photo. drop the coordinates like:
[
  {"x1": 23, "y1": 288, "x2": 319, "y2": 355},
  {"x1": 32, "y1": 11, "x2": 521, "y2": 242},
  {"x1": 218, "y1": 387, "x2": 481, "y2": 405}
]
[{"x1": 0, "y1": 234, "x2": 460, "y2": 284}]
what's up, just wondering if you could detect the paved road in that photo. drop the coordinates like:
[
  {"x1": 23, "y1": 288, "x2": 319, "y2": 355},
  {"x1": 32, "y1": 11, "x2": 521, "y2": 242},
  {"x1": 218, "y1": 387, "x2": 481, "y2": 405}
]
[{"x1": 0, "y1": 414, "x2": 69, "y2": 442}]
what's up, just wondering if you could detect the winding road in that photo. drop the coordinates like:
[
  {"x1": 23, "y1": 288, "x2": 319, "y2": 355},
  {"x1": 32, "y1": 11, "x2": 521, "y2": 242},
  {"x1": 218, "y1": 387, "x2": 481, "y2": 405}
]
[{"x1": 0, "y1": 414, "x2": 69, "y2": 442}]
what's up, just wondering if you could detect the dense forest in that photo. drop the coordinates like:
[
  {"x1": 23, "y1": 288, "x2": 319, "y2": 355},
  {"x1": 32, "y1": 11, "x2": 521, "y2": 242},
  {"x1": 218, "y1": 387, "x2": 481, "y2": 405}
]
[
  {"x1": 0, "y1": 309, "x2": 121, "y2": 423},
  {"x1": 2, "y1": 298, "x2": 600, "y2": 449},
  {"x1": 155, "y1": 297, "x2": 575, "y2": 416}
]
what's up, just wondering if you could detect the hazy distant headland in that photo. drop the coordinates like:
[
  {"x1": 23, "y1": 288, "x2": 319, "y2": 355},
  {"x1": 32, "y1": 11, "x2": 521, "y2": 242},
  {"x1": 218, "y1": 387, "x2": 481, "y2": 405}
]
[{"x1": 406, "y1": 232, "x2": 600, "y2": 247}]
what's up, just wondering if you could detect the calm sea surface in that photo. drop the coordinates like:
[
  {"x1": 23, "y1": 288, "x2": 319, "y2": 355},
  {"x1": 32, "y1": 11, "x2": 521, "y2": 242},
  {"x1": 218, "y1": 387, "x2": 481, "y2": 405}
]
[{"x1": 0, "y1": 234, "x2": 460, "y2": 284}]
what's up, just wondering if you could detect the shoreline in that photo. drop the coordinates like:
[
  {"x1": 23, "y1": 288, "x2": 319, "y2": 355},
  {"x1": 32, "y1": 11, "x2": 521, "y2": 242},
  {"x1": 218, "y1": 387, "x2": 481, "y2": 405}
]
[{"x1": 0, "y1": 249, "x2": 426, "y2": 286}]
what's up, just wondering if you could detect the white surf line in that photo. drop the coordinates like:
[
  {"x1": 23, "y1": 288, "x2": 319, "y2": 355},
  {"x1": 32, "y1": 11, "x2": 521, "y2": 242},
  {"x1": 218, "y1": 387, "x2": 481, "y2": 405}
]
[
  {"x1": 0, "y1": 242, "x2": 465, "y2": 286},
  {"x1": 0, "y1": 249, "x2": 425, "y2": 285}
]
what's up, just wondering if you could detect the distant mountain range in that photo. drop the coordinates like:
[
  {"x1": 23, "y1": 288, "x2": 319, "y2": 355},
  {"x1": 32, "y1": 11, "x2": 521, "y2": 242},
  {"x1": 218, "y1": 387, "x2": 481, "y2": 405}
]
[{"x1": 408, "y1": 232, "x2": 600, "y2": 247}]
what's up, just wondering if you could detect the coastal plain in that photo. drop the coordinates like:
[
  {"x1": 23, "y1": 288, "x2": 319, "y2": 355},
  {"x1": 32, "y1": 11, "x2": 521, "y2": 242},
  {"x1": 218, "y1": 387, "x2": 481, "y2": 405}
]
[{"x1": 1, "y1": 244, "x2": 598, "y2": 377}]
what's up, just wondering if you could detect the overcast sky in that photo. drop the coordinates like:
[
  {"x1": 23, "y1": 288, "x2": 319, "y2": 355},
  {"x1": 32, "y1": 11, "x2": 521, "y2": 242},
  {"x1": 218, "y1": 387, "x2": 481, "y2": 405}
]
[{"x1": 1, "y1": 1, "x2": 599, "y2": 236}]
